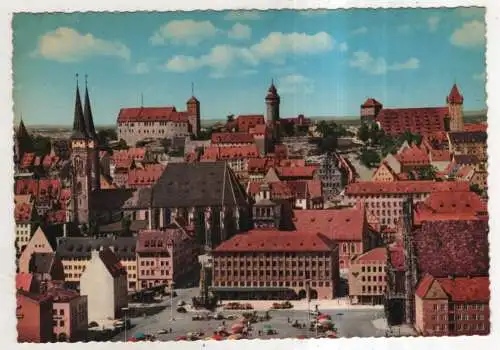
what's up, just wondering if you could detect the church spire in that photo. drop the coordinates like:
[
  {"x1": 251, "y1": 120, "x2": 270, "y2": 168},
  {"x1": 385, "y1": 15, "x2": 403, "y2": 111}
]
[
  {"x1": 71, "y1": 74, "x2": 88, "y2": 139},
  {"x1": 83, "y1": 74, "x2": 97, "y2": 140}
]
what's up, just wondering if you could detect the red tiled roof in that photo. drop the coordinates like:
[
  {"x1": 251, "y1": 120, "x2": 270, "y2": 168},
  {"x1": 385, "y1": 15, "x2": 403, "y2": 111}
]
[
  {"x1": 447, "y1": 84, "x2": 464, "y2": 104},
  {"x1": 280, "y1": 159, "x2": 306, "y2": 167},
  {"x1": 361, "y1": 98, "x2": 383, "y2": 108},
  {"x1": 415, "y1": 274, "x2": 435, "y2": 298},
  {"x1": 437, "y1": 276, "x2": 489, "y2": 302},
  {"x1": 464, "y1": 123, "x2": 487, "y2": 132},
  {"x1": 344, "y1": 180, "x2": 469, "y2": 195},
  {"x1": 236, "y1": 115, "x2": 265, "y2": 132},
  {"x1": 274, "y1": 144, "x2": 288, "y2": 159},
  {"x1": 413, "y1": 220, "x2": 489, "y2": 277},
  {"x1": 112, "y1": 148, "x2": 147, "y2": 161},
  {"x1": 211, "y1": 132, "x2": 255, "y2": 144},
  {"x1": 416, "y1": 274, "x2": 489, "y2": 302},
  {"x1": 396, "y1": 145, "x2": 430, "y2": 166},
  {"x1": 219, "y1": 145, "x2": 259, "y2": 160},
  {"x1": 99, "y1": 248, "x2": 127, "y2": 278},
  {"x1": 430, "y1": 150, "x2": 452, "y2": 162},
  {"x1": 249, "y1": 123, "x2": 268, "y2": 135},
  {"x1": 214, "y1": 229, "x2": 334, "y2": 252},
  {"x1": 15, "y1": 179, "x2": 39, "y2": 197},
  {"x1": 16, "y1": 273, "x2": 34, "y2": 292},
  {"x1": 45, "y1": 210, "x2": 67, "y2": 224},
  {"x1": 114, "y1": 158, "x2": 135, "y2": 170},
  {"x1": 42, "y1": 155, "x2": 60, "y2": 169},
  {"x1": 38, "y1": 179, "x2": 61, "y2": 200},
  {"x1": 276, "y1": 165, "x2": 318, "y2": 179},
  {"x1": 248, "y1": 181, "x2": 293, "y2": 199},
  {"x1": 118, "y1": 106, "x2": 192, "y2": 123},
  {"x1": 355, "y1": 247, "x2": 386, "y2": 262},
  {"x1": 136, "y1": 228, "x2": 187, "y2": 253},
  {"x1": 292, "y1": 203, "x2": 366, "y2": 241},
  {"x1": 413, "y1": 191, "x2": 487, "y2": 224},
  {"x1": 376, "y1": 107, "x2": 449, "y2": 135},
  {"x1": 127, "y1": 165, "x2": 165, "y2": 187},
  {"x1": 455, "y1": 165, "x2": 474, "y2": 178},
  {"x1": 15, "y1": 202, "x2": 34, "y2": 222},
  {"x1": 248, "y1": 158, "x2": 278, "y2": 174}
]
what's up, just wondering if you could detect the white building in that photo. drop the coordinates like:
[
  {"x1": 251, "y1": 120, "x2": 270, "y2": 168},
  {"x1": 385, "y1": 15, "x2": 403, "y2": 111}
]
[{"x1": 80, "y1": 247, "x2": 128, "y2": 323}]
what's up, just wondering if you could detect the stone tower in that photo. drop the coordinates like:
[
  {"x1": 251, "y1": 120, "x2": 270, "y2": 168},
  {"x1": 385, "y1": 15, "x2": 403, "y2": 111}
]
[
  {"x1": 265, "y1": 80, "x2": 281, "y2": 141},
  {"x1": 186, "y1": 83, "x2": 201, "y2": 137},
  {"x1": 83, "y1": 79, "x2": 100, "y2": 192},
  {"x1": 446, "y1": 83, "x2": 464, "y2": 132},
  {"x1": 70, "y1": 76, "x2": 98, "y2": 225}
]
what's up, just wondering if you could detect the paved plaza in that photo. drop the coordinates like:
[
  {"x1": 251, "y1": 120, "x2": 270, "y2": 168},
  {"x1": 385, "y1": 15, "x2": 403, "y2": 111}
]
[{"x1": 112, "y1": 288, "x2": 415, "y2": 342}]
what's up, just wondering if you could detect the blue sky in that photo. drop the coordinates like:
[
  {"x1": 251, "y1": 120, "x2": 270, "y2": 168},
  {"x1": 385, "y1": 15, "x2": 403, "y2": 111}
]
[{"x1": 13, "y1": 8, "x2": 486, "y2": 126}]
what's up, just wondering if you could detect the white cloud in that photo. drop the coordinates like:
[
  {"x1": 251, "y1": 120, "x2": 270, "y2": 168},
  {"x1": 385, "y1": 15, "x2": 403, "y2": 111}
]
[
  {"x1": 228, "y1": 23, "x2": 252, "y2": 40},
  {"x1": 428, "y1": 16, "x2": 441, "y2": 32},
  {"x1": 397, "y1": 24, "x2": 412, "y2": 34},
  {"x1": 300, "y1": 10, "x2": 330, "y2": 17},
  {"x1": 34, "y1": 27, "x2": 130, "y2": 62},
  {"x1": 390, "y1": 57, "x2": 420, "y2": 70},
  {"x1": 150, "y1": 20, "x2": 219, "y2": 46},
  {"x1": 349, "y1": 51, "x2": 419, "y2": 75},
  {"x1": 224, "y1": 11, "x2": 261, "y2": 21},
  {"x1": 250, "y1": 32, "x2": 334, "y2": 63},
  {"x1": 450, "y1": 20, "x2": 485, "y2": 48},
  {"x1": 473, "y1": 71, "x2": 486, "y2": 81},
  {"x1": 351, "y1": 27, "x2": 368, "y2": 35},
  {"x1": 339, "y1": 42, "x2": 349, "y2": 53},
  {"x1": 165, "y1": 44, "x2": 257, "y2": 76},
  {"x1": 164, "y1": 31, "x2": 335, "y2": 77},
  {"x1": 278, "y1": 74, "x2": 315, "y2": 95}
]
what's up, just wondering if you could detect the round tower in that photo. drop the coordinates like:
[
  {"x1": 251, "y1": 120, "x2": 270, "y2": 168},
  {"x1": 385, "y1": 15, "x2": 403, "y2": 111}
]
[{"x1": 265, "y1": 80, "x2": 280, "y2": 141}]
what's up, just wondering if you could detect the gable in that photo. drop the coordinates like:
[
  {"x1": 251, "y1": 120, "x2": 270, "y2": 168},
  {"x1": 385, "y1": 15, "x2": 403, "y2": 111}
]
[
  {"x1": 424, "y1": 280, "x2": 448, "y2": 299},
  {"x1": 264, "y1": 168, "x2": 281, "y2": 182},
  {"x1": 372, "y1": 163, "x2": 396, "y2": 182},
  {"x1": 19, "y1": 226, "x2": 55, "y2": 273}
]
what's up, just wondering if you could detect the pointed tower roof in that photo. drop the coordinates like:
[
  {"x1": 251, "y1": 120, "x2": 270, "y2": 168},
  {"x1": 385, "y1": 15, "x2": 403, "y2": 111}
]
[
  {"x1": 17, "y1": 119, "x2": 30, "y2": 140},
  {"x1": 71, "y1": 77, "x2": 88, "y2": 140},
  {"x1": 447, "y1": 83, "x2": 464, "y2": 104},
  {"x1": 187, "y1": 82, "x2": 200, "y2": 104},
  {"x1": 265, "y1": 80, "x2": 280, "y2": 101},
  {"x1": 83, "y1": 78, "x2": 97, "y2": 140}
]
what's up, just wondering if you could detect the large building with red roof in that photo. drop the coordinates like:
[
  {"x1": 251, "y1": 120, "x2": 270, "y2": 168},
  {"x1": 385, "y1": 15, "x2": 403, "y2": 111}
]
[
  {"x1": 117, "y1": 95, "x2": 200, "y2": 146},
  {"x1": 360, "y1": 84, "x2": 465, "y2": 135},
  {"x1": 343, "y1": 180, "x2": 469, "y2": 228},
  {"x1": 211, "y1": 229, "x2": 340, "y2": 300},
  {"x1": 414, "y1": 274, "x2": 490, "y2": 336}
]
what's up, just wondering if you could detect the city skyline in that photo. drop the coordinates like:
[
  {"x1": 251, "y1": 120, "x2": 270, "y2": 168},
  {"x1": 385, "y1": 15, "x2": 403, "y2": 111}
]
[{"x1": 13, "y1": 8, "x2": 486, "y2": 126}]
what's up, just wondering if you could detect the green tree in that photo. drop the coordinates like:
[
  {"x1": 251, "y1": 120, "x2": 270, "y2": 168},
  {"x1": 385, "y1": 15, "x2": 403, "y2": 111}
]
[
  {"x1": 470, "y1": 184, "x2": 482, "y2": 196},
  {"x1": 121, "y1": 216, "x2": 132, "y2": 237},
  {"x1": 282, "y1": 122, "x2": 295, "y2": 137},
  {"x1": 114, "y1": 139, "x2": 129, "y2": 150},
  {"x1": 226, "y1": 114, "x2": 235, "y2": 123},
  {"x1": 359, "y1": 148, "x2": 381, "y2": 168},
  {"x1": 320, "y1": 135, "x2": 338, "y2": 154},
  {"x1": 358, "y1": 123, "x2": 370, "y2": 143},
  {"x1": 32, "y1": 135, "x2": 52, "y2": 157},
  {"x1": 417, "y1": 165, "x2": 438, "y2": 180}
]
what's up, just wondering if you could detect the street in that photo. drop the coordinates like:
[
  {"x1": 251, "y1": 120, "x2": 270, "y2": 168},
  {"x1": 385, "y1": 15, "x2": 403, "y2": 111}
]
[{"x1": 111, "y1": 288, "x2": 405, "y2": 341}]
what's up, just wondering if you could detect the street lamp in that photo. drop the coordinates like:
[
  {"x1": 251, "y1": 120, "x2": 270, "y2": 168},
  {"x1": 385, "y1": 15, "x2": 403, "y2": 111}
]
[
  {"x1": 170, "y1": 281, "x2": 175, "y2": 321},
  {"x1": 122, "y1": 307, "x2": 129, "y2": 342}
]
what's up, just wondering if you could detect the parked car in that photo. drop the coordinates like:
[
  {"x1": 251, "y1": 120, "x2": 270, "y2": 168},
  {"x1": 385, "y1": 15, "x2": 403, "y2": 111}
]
[{"x1": 177, "y1": 306, "x2": 187, "y2": 313}]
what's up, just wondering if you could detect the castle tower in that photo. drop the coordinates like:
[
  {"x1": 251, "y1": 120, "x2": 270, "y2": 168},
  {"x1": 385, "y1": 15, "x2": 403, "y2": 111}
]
[
  {"x1": 186, "y1": 83, "x2": 201, "y2": 137},
  {"x1": 446, "y1": 83, "x2": 464, "y2": 132},
  {"x1": 265, "y1": 80, "x2": 281, "y2": 141},
  {"x1": 70, "y1": 76, "x2": 92, "y2": 225},
  {"x1": 14, "y1": 118, "x2": 33, "y2": 166},
  {"x1": 83, "y1": 77, "x2": 101, "y2": 191}
]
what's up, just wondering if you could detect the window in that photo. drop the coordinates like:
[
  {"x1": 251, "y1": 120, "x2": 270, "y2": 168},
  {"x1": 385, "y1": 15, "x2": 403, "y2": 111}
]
[
  {"x1": 59, "y1": 309, "x2": 64, "y2": 315},
  {"x1": 362, "y1": 286, "x2": 366, "y2": 293},
  {"x1": 433, "y1": 304, "x2": 438, "y2": 311},
  {"x1": 60, "y1": 320, "x2": 65, "y2": 327}
]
